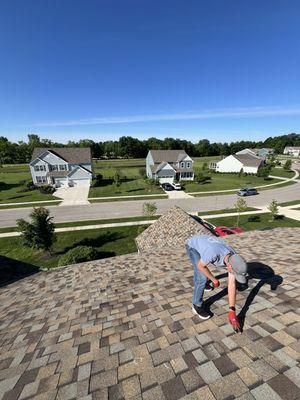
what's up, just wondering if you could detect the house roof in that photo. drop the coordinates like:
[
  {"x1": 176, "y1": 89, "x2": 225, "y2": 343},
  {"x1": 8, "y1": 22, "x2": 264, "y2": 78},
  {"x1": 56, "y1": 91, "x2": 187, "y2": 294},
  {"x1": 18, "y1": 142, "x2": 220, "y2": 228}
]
[
  {"x1": 150, "y1": 150, "x2": 188, "y2": 163},
  {"x1": 232, "y1": 154, "x2": 264, "y2": 167},
  {"x1": 0, "y1": 227, "x2": 299, "y2": 399},
  {"x1": 135, "y1": 206, "x2": 213, "y2": 252},
  {"x1": 285, "y1": 146, "x2": 300, "y2": 150},
  {"x1": 31, "y1": 147, "x2": 92, "y2": 164}
]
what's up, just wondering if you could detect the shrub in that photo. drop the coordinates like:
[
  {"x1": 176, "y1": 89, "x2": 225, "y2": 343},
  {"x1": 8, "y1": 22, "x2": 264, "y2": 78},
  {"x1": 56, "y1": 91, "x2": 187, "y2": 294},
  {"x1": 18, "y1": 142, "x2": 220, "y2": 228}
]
[
  {"x1": 283, "y1": 159, "x2": 292, "y2": 171},
  {"x1": 39, "y1": 185, "x2": 56, "y2": 194},
  {"x1": 58, "y1": 246, "x2": 97, "y2": 267},
  {"x1": 26, "y1": 181, "x2": 37, "y2": 191},
  {"x1": 143, "y1": 202, "x2": 157, "y2": 217},
  {"x1": 93, "y1": 173, "x2": 103, "y2": 187},
  {"x1": 247, "y1": 215, "x2": 261, "y2": 222},
  {"x1": 268, "y1": 199, "x2": 279, "y2": 221}
]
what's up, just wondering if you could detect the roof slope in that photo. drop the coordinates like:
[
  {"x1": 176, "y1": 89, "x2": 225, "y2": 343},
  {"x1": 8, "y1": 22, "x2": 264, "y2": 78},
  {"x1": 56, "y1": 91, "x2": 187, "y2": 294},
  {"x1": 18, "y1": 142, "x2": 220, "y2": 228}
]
[
  {"x1": 31, "y1": 147, "x2": 92, "y2": 164},
  {"x1": 135, "y1": 206, "x2": 213, "y2": 252},
  {"x1": 233, "y1": 153, "x2": 263, "y2": 167},
  {"x1": 150, "y1": 149, "x2": 188, "y2": 163},
  {"x1": 0, "y1": 228, "x2": 299, "y2": 400}
]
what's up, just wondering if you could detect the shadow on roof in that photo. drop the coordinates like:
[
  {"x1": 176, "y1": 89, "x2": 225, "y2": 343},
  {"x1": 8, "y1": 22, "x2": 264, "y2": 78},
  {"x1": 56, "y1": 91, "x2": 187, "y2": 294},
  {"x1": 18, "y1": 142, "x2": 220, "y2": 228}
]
[{"x1": 0, "y1": 256, "x2": 40, "y2": 288}]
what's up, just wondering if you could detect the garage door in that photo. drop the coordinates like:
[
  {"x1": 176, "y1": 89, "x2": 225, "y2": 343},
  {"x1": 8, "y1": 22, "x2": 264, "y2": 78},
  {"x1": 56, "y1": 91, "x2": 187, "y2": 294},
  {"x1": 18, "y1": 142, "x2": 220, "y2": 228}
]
[
  {"x1": 71, "y1": 179, "x2": 90, "y2": 187},
  {"x1": 55, "y1": 178, "x2": 67, "y2": 187}
]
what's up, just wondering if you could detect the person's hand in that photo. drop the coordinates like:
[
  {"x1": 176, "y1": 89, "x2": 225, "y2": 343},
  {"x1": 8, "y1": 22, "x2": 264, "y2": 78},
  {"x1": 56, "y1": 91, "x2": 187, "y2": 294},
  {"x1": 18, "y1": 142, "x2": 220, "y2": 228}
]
[
  {"x1": 212, "y1": 278, "x2": 220, "y2": 288},
  {"x1": 228, "y1": 310, "x2": 241, "y2": 333}
]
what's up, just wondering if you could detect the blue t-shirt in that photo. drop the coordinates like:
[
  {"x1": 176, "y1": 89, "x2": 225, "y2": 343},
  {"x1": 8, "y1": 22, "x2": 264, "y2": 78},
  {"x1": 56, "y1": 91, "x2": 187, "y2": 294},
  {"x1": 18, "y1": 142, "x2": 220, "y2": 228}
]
[{"x1": 187, "y1": 235, "x2": 236, "y2": 267}]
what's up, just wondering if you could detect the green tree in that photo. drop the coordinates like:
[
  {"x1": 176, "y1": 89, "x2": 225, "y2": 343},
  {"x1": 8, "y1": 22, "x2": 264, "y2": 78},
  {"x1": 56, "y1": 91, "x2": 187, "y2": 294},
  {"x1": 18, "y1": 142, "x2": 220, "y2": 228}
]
[
  {"x1": 238, "y1": 168, "x2": 244, "y2": 178},
  {"x1": 142, "y1": 202, "x2": 157, "y2": 217},
  {"x1": 268, "y1": 200, "x2": 279, "y2": 221},
  {"x1": 283, "y1": 159, "x2": 292, "y2": 171},
  {"x1": 17, "y1": 207, "x2": 56, "y2": 254},
  {"x1": 234, "y1": 198, "x2": 247, "y2": 227},
  {"x1": 257, "y1": 166, "x2": 270, "y2": 179}
]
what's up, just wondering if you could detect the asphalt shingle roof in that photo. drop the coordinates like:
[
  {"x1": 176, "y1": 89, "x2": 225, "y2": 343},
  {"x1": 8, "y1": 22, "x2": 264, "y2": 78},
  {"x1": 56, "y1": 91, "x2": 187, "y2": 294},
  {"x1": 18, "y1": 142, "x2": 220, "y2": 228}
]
[
  {"x1": 135, "y1": 206, "x2": 213, "y2": 252},
  {"x1": 0, "y1": 227, "x2": 299, "y2": 399},
  {"x1": 150, "y1": 150, "x2": 188, "y2": 163},
  {"x1": 31, "y1": 147, "x2": 92, "y2": 164},
  {"x1": 233, "y1": 154, "x2": 264, "y2": 168}
]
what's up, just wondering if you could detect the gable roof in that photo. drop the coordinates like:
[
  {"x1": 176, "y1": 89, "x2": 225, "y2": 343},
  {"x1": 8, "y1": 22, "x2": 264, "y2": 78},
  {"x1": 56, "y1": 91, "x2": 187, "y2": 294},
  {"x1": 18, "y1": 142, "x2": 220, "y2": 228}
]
[
  {"x1": 232, "y1": 154, "x2": 263, "y2": 167},
  {"x1": 135, "y1": 206, "x2": 213, "y2": 252},
  {"x1": 31, "y1": 148, "x2": 92, "y2": 164},
  {"x1": 149, "y1": 150, "x2": 188, "y2": 163}
]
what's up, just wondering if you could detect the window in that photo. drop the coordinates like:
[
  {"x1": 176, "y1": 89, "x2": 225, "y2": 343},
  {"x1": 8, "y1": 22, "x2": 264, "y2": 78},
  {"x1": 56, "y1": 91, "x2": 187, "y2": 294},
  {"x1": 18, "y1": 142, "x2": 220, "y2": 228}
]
[
  {"x1": 59, "y1": 164, "x2": 67, "y2": 171},
  {"x1": 34, "y1": 165, "x2": 46, "y2": 171},
  {"x1": 36, "y1": 176, "x2": 46, "y2": 183},
  {"x1": 186, "y1": 162, "x2": 191, "y2": 168},
  {"x1": 50, "y1": 165, "x2": 58, "y2": 171},
  {"x1": 180, "y1": 162, "x2": 184, "y2": 168}
]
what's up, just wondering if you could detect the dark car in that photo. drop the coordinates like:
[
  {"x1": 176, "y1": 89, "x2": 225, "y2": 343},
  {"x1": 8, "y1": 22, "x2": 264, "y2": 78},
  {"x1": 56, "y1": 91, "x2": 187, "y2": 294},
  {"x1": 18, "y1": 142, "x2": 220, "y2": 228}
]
[
  {"x1": 237, "y1": 188, "x2": 258, "y2": 196},
  {"x1": 161, "y1": 183, "x2": 174, "y2": 191}
]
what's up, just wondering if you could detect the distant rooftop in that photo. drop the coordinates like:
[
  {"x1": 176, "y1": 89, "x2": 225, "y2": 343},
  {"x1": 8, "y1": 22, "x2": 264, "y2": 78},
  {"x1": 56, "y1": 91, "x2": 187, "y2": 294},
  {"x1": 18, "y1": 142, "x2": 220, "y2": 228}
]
[
  {"x1": 31, "y1": 147, "x2": 92, "y2": 164},
  {"x1": 149, "y1": 150, "x2": 188, "y2": 163}
]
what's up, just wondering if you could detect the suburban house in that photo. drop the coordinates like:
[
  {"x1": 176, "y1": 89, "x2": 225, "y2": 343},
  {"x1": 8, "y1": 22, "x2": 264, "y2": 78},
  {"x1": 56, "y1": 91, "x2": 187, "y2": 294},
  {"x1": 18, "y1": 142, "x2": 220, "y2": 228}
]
[
  {"x1": 236, "y1": 148, "x2": 274, "y2": 158},
  {"x1": 146, "y1": 150, "x2": 194, "y2": 182},
  {"x1": 283, "y1": 146, "x2": 300, "y2": 157},
  {"x1": 211, "y1": 154, "x2": 264, "y2": 174},
  {"x1": 30, "y1": 148, "x2": 93, "y2": 187}
]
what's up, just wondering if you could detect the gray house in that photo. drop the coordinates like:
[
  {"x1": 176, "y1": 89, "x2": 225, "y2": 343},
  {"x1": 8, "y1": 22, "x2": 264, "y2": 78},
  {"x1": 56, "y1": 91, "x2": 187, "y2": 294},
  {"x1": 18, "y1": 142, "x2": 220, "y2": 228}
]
[
  {"x1": 146, "y1": 150, "x2": 194, "y2": 182},
  {"x1": 30, "y1": 148, "x2": 92, "y2": 188}
]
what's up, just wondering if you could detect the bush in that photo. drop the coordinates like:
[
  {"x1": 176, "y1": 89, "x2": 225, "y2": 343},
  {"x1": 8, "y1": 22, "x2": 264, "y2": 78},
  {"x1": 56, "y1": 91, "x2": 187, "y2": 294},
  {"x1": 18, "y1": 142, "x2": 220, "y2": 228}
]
[
  {"x1": 247, "y1": 215, "x2": 261, "y2": 222},
  {"x1": 39, "y1": 185, "x2": 56, "y2": 194},
  {"x1": 26, "y1": 181, "x2": 37, "y2": 191},
  {"x1": 58, "y1": 246, "x2": 97, "y2": 267}
]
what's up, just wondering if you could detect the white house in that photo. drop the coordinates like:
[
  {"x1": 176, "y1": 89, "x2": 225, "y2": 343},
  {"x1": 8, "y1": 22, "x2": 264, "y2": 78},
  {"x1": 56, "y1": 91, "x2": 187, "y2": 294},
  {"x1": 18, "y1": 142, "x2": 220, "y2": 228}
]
[
  {"x1": 30, "y1": 148, "x2": 92, "y2": 187},
  {"x1": 146, "y1": 150, "x2": 194, "y2": 183},
  {"x1": 283, "y1": 146, "x2": 300, "y2": 157},
  {"x1": 214, "y1": 154, "x2": 264, "y2": 174}
]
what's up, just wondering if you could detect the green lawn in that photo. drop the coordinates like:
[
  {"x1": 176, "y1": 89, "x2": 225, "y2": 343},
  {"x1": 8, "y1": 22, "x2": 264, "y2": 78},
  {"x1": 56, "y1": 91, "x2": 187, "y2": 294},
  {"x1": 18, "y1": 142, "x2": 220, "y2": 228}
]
[
  {"x1": 270, "y1": 168, "x2": 295, "y2": 178},
  {"x1": 206, "y1": 213, "x2": 300, "y2": 231},
  {"x1": 278, "y1": 199, "x2": 300, "y2": 207},
  {"x1": 183, "y1": 173, "x2": 280, "y2": 193},
  {"x1": 199, "y1": 207, "x2": 258, "y2": 216},
  {"x1": 89, "y1": 178, "x2": 164, "y2": 197},
  {"x1": 89, "y1": 195, "x2": 167, "y2": 202},
  {"x1": 0, "y1": 225, "x2": 144, "y2": 269},
  {"x1": 0, "y1": 165, "x2": 59, "y2": 204}
]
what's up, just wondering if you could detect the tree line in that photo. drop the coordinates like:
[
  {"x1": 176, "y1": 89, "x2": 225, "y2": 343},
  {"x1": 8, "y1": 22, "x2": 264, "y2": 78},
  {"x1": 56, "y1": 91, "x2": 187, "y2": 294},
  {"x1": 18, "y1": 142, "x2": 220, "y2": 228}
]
[{"x1": 0, "y1": 132, "x2": 299, "y2": 164}]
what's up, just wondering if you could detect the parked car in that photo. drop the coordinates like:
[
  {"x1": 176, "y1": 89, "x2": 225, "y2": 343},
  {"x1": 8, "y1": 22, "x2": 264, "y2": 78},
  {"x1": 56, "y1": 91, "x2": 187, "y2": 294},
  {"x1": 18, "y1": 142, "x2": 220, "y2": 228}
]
[
  {"x1": 161, "y1": 183, "x2": 174, "y2": 191},
  {"x1": 214, "y1": 226, "x2": 244, "y2": 237},
  {"x1": 172, "y1": 183, "x2": 182, "y2": 190},
  {"x1": 237, "y1": 188, "x2": 258, "y2": 196}
]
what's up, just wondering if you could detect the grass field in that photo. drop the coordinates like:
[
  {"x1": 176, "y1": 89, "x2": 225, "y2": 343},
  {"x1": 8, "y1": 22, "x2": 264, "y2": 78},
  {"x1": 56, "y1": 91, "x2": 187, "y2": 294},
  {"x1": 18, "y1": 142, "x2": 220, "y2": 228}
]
[
  {"x1": 183, "y1": 173, "x2": 280, "y2": 193},
  {"x1": 270, "y1": 168, "x2": 295, "y2": 178},
  {"x1": 207, "y1": 213, "x2": 300, "y2": 231},
  {"x1": 89, "y1": 178, "x2": 165, "y2": 197},
  {"x1": 0, "y1": 225, "x2": 143, "y2": 269},
  {"x1": 0, "y1": 165, "x2": 59, "y2": 203}
]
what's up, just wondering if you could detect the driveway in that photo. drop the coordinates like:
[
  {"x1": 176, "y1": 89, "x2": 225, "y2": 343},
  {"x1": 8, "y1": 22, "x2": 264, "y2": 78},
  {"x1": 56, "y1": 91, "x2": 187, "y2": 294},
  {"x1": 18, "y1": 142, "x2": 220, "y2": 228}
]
[
  {"x1": 165, "y1": 190, "x2": 193, "y2": 199},
  {"x1": 55, "y1": 185, "x2": 90, "y2": 206}
]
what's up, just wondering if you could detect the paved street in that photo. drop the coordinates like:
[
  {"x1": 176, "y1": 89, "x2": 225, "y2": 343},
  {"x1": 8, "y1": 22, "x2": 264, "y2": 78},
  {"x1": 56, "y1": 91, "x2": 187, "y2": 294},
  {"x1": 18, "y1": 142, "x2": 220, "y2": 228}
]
[{"x1": 0, "y1": 181, "x2": 299, "y2": 227}]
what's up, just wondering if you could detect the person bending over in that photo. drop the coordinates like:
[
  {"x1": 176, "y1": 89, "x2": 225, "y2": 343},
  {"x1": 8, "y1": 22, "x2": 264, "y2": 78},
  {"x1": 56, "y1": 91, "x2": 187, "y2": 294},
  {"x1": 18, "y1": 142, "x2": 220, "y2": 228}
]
[{"x1": 186, "y1": 235, "x2": 247, "y2": 331}]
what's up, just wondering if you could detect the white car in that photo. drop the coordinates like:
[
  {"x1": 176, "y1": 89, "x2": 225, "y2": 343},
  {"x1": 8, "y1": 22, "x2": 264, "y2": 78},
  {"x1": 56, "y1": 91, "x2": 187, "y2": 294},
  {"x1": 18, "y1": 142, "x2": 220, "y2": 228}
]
[{"x1": 172, "y1": 183, "x2": 182, "y2": 190}]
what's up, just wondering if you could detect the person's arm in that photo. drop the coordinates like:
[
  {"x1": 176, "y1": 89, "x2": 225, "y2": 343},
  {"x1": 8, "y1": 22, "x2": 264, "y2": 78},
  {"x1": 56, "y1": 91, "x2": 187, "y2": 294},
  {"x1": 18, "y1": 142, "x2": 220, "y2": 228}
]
[
  {"x1": 228, "y1": 272, "x2": 236, "y2": 308},
  {"x1": 197, "y1": 260, "x2": 219, "y2": 286}
]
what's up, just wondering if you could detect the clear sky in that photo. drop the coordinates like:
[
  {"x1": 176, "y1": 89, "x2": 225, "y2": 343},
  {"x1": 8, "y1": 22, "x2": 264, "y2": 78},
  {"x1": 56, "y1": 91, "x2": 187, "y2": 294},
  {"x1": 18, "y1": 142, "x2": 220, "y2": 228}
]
[{"x1": 1, "y1": 0, "x2": 300, "y2": 143}]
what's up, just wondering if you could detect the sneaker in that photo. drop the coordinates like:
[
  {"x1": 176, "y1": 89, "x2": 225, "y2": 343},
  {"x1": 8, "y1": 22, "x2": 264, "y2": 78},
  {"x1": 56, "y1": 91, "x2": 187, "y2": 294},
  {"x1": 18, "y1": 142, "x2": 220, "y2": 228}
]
[
  {"x1": 204, "y1": 281, "x2": 213, "y2": 292},
  {"x1": 192, "y1": 304, "x2": 211, "y2": 320}
]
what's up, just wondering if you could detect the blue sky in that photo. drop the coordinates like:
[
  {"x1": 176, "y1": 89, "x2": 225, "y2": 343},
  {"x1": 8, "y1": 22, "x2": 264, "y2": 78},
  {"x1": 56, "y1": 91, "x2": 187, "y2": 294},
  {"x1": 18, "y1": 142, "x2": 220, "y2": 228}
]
[{"x1": 1, "y1": 0, "x2": 300, "y2": 143}]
